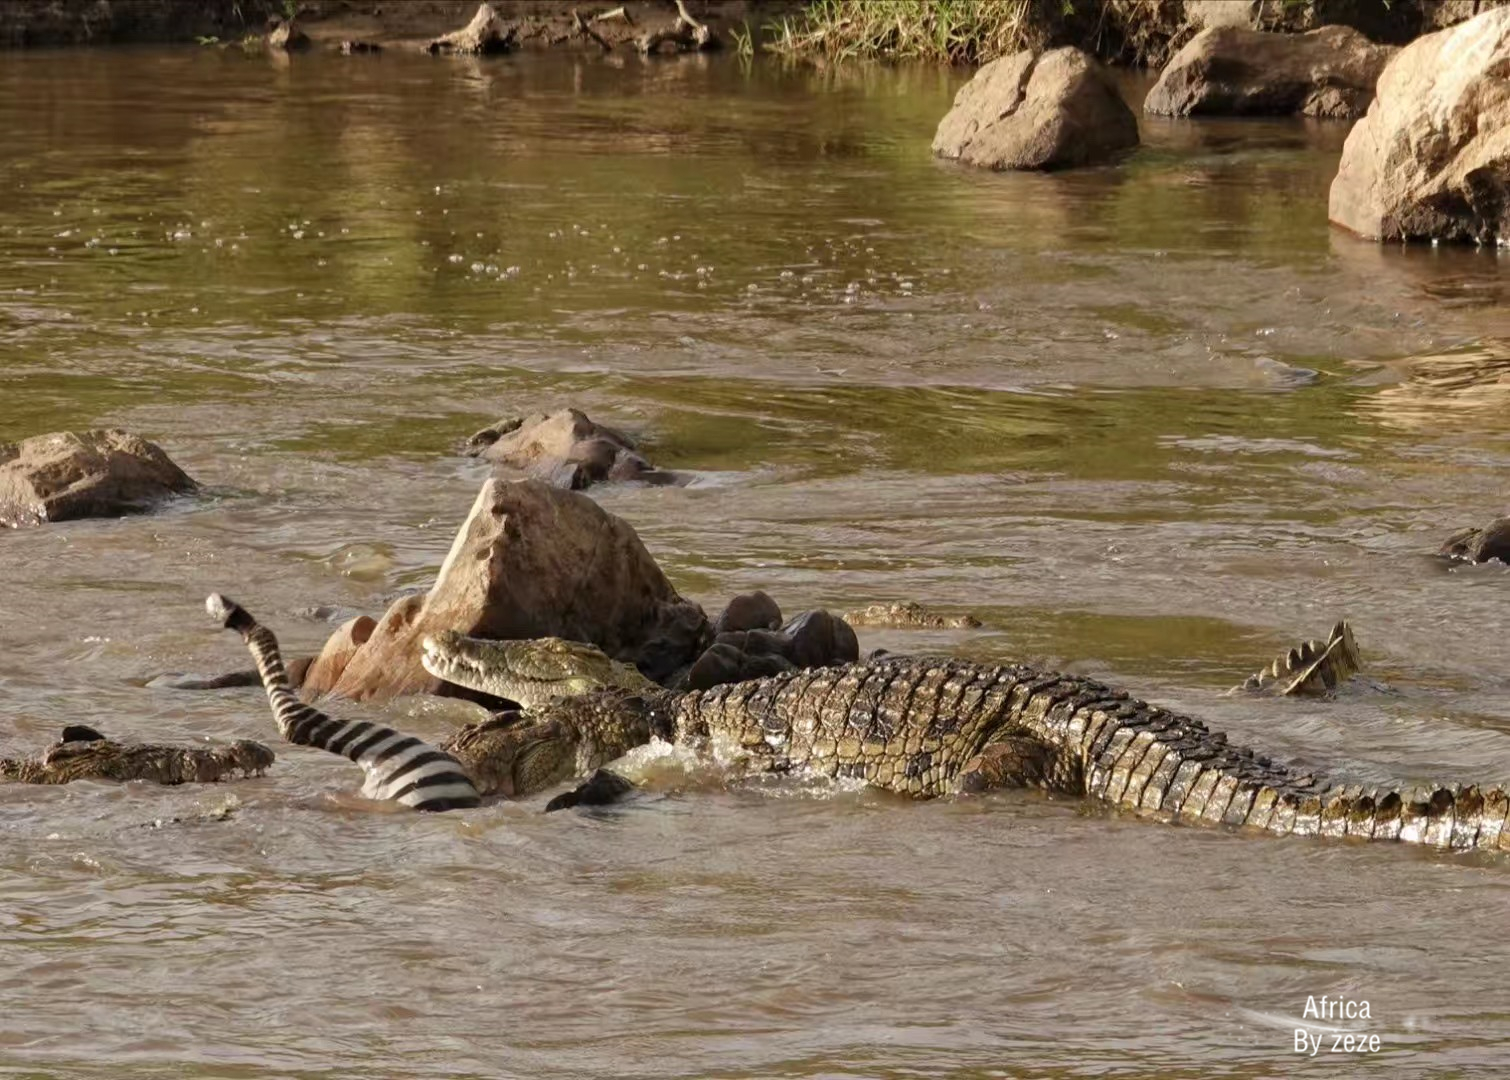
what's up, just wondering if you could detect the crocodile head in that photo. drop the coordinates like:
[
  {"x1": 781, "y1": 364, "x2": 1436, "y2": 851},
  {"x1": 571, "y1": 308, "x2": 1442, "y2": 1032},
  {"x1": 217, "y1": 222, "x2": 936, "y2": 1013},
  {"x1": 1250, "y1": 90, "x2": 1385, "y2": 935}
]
[
  {"x1": 441, "y1": 715, "x2": 583, "y2": 798},
  {"x1": 421, "y1": 631, "x2": 648, "y2": 708},
  {"x1": 30, "y1": 735, "x2": 276, "y2": 785},
  {"x1": 203, "y1": 739, "x2": 278, "y2": 780}
]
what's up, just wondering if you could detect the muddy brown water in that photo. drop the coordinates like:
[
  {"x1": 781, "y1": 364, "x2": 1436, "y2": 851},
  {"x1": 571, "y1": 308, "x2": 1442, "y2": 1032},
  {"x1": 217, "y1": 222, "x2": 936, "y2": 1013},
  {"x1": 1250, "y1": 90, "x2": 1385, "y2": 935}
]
[{"x1": 2, "y1": 48, "x2": 1510, "y2": 1079}]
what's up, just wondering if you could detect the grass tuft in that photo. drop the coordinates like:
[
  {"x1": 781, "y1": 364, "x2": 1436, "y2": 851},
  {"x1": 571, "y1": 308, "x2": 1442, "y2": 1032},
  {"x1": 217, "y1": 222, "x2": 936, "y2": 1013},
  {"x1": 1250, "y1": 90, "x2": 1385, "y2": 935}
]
[{"x1": 763, "y1": 0, "x2": 1044, "y2": 66}]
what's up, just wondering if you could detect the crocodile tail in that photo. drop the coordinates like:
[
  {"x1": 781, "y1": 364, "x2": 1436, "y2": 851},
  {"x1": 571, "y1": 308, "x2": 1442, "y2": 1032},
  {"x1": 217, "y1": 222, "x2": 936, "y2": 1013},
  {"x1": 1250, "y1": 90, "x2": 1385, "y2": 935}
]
[
  {"x1": 205, "y1": 594, "x2": 481, "y2": 812},
  {"x1": 1054, "y1": 689, "x2": 1510, "y2": 851},
  {"x1": 1255, "y1": 784, "x2": 1510, "y2": 851},
  {"x1": 1084, "y1": 717, "x2": 1510, "y2": 851}
]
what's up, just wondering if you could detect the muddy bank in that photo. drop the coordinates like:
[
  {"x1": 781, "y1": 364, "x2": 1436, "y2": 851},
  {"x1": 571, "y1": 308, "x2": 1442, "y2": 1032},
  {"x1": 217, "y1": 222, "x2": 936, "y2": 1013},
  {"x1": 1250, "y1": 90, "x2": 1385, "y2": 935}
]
[
  {"x1": 3, "y1": 0, "x2": 1499, "y2": 58},
  {"x1": 0, "y1": 0, "x2": 777, "y2": 50}
]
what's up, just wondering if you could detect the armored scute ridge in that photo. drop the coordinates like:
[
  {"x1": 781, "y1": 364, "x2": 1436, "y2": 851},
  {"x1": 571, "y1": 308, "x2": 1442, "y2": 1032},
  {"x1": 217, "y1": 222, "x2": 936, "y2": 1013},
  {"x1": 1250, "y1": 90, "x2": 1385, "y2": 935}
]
[{"x1": 427, "y1": 639, "x2": 1510, "y2": 852}]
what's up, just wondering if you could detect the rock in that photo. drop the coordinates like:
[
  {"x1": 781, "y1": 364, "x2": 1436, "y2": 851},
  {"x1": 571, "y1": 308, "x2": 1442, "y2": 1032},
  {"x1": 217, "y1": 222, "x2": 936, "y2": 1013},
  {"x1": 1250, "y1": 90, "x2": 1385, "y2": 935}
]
[
  {"x1": 300, "y1": 615, "x2": 376, "y2": 692},
  {"x1": 303, "y1": 478, "x2": 709, "y2": 701},
  {"x1": 781, "y1": 610, "x2": 860, "y2": 669},
  {"x1": 932, "y1": 46, "x2": 1138, "y2": 171},
  {"x1": 684, "y1": 608, "x2": 858, "y2": 692},
  {"x1": 464, "y1": 408, "x2": 683, "y2": 490},
  {"x1": 713, "y1": 591, "x2": 783, "y2": 635},
  {"x1": 427, "y1": 3, "x2": 514, "y2": 55},
  {"x1": 1439, "y1": 517, "x2": 1510, "y2": 564},
  {"x1": 267, "y1": 18, "x2": 310, "y2": 51},
  {"x1": 1329, "y1": 8, "x2": 1510, "y2": 244},
  {"x1": 685, "y1": 642, "x2": 793, "y2": 691},
  {"x1": 1144, "y1": 25, "x2": 1395, "y2": 118},
  {"x1": 0, "y1": 429, "x2": 196, "y2": 528},
  {"x1": 841, "y1": 602, "x2": 983, "y2": 630}
]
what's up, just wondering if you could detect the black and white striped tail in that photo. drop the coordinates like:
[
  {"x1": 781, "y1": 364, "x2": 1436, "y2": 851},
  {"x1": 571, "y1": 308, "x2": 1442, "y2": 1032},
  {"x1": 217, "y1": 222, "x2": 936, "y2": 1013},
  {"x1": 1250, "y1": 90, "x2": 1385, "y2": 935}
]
[{"x1": 206, "y1": 593, "x2": 481, "y2": 812}]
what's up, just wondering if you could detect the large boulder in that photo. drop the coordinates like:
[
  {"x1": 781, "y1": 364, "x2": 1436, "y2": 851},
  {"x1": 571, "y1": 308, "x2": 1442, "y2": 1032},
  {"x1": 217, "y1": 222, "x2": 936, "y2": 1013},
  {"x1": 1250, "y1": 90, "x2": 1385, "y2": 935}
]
[
  {"x1": 932, "y1": 47, "x2": 1138, "y2": 171},
  {"x1": 299, "y1": 615, "x2": 376, "y2": 692},
  {"x1": 1329, "y1": 8, "x2": 1510, "y2": 244},
  {"x1": 1144, "y1": 25, "x2": 1395, "y2": 118},
  {"x1": 303, "y1": 478, "x2": 709, "y2": 701},
  {"x1": 0, "y1": 429, "x2": 196, "y2": 528},
  {"x1": 464, "y1": 408, "x2": 683, "y2": 490}
]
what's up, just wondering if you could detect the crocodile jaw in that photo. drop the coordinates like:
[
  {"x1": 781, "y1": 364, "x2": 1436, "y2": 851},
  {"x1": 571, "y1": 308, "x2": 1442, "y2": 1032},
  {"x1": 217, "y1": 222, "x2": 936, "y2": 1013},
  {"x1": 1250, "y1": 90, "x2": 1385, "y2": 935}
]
[{"x1": 420, "y1": 632, "x2": 600, "y2": 708}]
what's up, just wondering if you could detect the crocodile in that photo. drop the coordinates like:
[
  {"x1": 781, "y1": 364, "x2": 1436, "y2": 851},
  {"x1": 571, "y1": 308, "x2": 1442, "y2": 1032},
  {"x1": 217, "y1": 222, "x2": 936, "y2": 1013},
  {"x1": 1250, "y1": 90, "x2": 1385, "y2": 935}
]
[
  {"x1": 423, "y1": 632, "x2": 1510, "y2": 852},
  {"x1": 0, "y1": 724, "x2": 275, "y2": 785}
]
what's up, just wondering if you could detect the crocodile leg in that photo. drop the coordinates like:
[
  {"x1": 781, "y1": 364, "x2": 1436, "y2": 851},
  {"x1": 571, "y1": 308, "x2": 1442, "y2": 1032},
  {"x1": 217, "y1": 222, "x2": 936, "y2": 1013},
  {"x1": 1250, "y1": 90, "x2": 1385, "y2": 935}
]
[
  {"x1": 955, "y1": 737, "x2": 1055, "y2": 793},
  {"x1": 544, "y1": 768, "x2": 637, "y2": 812}
]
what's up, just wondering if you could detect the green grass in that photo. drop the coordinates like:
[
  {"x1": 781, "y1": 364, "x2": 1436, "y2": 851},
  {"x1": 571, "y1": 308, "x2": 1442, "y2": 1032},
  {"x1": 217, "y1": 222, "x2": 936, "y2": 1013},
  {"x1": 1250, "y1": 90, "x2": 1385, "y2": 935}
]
[{"x1": 763, "y1": 0, "x2": 1042, "y2": 66}]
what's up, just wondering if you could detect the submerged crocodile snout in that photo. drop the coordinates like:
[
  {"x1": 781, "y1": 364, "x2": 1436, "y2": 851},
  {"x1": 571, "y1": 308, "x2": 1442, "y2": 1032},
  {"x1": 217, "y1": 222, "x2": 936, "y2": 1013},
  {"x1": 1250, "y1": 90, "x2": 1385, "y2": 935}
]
[{"x1": 228, "y1": 739, "x2": 276, "y2": 775}]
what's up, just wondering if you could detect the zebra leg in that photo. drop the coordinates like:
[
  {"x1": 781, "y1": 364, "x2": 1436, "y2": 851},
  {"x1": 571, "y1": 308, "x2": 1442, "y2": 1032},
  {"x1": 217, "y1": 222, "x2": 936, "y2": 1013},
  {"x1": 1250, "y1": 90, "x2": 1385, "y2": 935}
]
[{"x1": 205, "y1": 593, "x2": 481, "y2": 812}]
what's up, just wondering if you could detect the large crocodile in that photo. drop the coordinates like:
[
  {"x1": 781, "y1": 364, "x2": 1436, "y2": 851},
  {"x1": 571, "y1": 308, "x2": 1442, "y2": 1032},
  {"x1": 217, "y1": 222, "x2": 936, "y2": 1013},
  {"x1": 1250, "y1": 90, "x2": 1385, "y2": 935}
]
[
  {"x1": 423, "y1": 631, "x2": 1510, "y2": 852},
  {"x1": 0, "y1": 724, "x2": 274, "y2": 785}
]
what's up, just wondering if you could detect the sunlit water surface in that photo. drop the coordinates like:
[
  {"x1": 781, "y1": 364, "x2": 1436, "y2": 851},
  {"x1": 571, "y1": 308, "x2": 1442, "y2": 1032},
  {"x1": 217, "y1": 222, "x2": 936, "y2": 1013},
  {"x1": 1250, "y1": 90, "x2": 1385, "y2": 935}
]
[{"x1": 2, "y1": 48, "x2": 1510, "y2": 1078}]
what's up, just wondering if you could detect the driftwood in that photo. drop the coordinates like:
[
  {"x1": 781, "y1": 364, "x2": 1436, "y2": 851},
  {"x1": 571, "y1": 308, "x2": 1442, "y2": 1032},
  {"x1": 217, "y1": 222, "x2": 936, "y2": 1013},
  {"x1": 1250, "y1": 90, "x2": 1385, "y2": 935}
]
[
  {"x1": 427, "y1": 3, "x2": 517, "y2": 55},
  {"x1": 572, "y1": 9, "x2": 613, "y2": 51},
  {"x1": 637, "y1": 0, "x2": 719, "y2": 54}
]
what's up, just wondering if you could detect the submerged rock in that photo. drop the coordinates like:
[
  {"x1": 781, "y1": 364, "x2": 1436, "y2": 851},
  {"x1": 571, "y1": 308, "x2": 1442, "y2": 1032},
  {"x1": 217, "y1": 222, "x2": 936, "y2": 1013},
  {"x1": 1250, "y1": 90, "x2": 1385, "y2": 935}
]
[
  {"x1": 0, "y1": 429, "x2": 196, "y2": 528},
  {"x1": 1144, "y1": 25, "x2": 1394, "y2": 118},
  {"x1": 933, "y1": 46, "x2": 1138, "y2": 171},
  {"x1": 1329, "y1": 8, "x2": 1510, "y2": 244},
  {"x1": 1440, "y1": 517, "x2": 1510, "y2": 564},
  {"x1": 464, "y1": 408, "x2": 683, "y2": 490},
  {"x1": 302, "y1": 478, "x2": 709, "y2": 701}
]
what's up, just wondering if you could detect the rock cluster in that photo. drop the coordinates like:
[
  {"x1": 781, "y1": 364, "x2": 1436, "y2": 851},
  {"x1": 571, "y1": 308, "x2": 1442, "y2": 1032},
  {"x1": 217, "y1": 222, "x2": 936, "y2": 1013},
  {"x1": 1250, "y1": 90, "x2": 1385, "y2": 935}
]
[{"x1": 687, "y1": 593, "x2": 859, "y2": 690}]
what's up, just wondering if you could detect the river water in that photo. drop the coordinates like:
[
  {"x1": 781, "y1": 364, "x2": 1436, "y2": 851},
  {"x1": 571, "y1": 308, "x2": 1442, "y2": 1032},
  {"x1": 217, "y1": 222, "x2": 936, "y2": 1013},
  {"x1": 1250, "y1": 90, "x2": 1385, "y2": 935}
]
[{"x1": 2, "y1": 47, "x2": 1509, "y2": 1078}]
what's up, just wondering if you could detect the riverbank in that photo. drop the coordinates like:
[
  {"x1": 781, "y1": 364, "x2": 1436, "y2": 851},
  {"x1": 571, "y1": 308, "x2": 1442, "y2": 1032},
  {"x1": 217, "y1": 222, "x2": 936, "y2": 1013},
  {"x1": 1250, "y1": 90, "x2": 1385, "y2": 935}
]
[
  {"x1": 3, "y1": 0, "x2": 1499, "y2": 61},
  {"x1": 0, "y1": 0, "x2": 777, "y2": 50}
]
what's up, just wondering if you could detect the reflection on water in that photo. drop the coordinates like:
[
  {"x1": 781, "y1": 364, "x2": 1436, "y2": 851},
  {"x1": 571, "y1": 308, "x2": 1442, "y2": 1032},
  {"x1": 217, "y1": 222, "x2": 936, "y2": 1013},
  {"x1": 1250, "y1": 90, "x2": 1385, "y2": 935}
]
[
  {"x1": 1358, "y1": 341, "x2": 1510, "y2": 432},
  {"x1": 2, "y1": 47, "x2": 1510, "y2": 1079}
]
